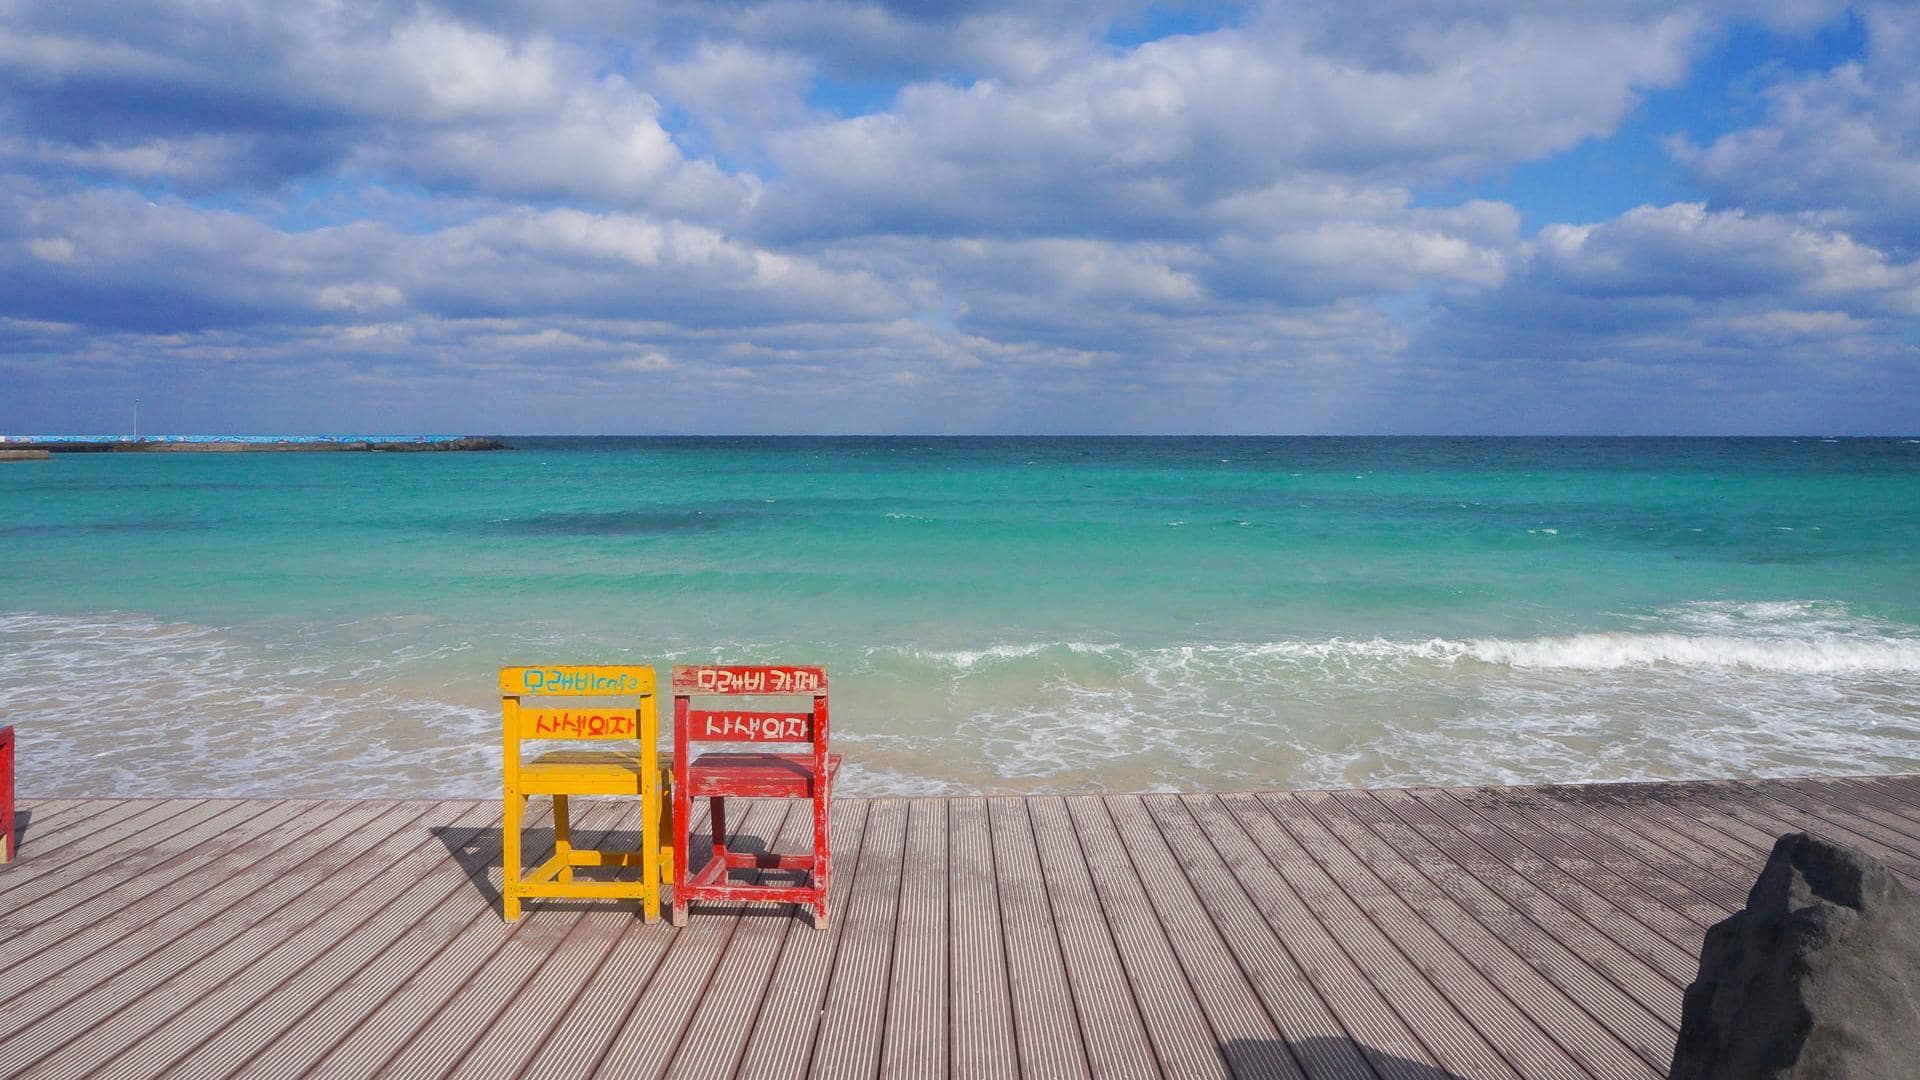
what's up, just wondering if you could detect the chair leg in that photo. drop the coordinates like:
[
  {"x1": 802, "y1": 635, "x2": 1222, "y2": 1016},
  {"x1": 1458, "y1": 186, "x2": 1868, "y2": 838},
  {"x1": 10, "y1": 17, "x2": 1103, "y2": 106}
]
[
  {"x1": 553, "y1": 794, "x2": 573, "y2": 883},
  {"x1": 672, "y1": 776, "x2": 690, "y2": 928},
  {"x1": 502, "y1": 790, "x2": 523, "y2": 921},
  {"x1": 810, "y1": 787, "x2": 831, "y2": 931},
  {"x1": 712, "y1": 796, "x2": 728, "y2": 863},
  {"x1": 640, "y1": 770, "x2": 663, "y2": 922}
]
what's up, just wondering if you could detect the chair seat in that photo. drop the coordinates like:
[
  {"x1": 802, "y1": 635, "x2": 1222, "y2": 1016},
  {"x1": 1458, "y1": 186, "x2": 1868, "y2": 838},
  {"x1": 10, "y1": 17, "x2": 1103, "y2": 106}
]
[
  {"x1": 688, "y1": 752, "x2": 842, "y2": 798},
  {"x1": 521, "y1": 749, "x2": 672, "y2": 796}
]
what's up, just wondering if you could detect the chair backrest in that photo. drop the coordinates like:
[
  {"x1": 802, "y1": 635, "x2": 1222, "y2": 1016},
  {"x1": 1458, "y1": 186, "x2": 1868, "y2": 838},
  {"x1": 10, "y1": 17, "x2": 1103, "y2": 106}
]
[
  {"x1": 671, "y1": 665, "x2": 829, "y2": 756},
  {"x1": 499, "y1": 665, "x2": 658, "y2": 773}
]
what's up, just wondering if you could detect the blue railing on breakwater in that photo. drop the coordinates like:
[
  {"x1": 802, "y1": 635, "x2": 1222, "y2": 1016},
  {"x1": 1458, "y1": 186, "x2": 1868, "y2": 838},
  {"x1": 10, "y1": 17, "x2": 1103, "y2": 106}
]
[{"x1": 0, "y1": 435, "x2": 464, "y2": 444}]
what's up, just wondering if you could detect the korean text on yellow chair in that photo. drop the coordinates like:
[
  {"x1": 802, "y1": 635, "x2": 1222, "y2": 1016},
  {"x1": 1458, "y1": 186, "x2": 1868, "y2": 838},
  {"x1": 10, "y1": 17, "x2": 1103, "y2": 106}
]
[{"x1": 499, "y1": 665, "x2": 671, "y2": 921}]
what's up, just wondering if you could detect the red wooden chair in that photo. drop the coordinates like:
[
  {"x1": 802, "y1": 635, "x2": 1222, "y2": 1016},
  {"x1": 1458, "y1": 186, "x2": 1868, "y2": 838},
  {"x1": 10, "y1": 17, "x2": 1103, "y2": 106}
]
[
  {"x1": 671, "y1": 665, "x2": 839, "y2": 928},
  {"x1": 1, "y1": 725, "x2": 14, "y2": 864}
]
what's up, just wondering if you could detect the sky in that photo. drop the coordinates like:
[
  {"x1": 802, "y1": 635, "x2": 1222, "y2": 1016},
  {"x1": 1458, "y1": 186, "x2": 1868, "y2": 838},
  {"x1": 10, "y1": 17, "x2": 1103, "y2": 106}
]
[{"x1": 1, "y1": 1, "x2": 1917, "y2": 435}]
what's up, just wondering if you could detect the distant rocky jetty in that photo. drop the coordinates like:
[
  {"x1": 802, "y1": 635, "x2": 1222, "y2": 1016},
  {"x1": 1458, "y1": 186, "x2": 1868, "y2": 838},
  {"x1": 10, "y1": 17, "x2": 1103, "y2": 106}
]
[
  {"x1": 1672, "y1": 831, "x2": 1920, "y2": 1079},
  {"x1": 2, "y1": 436, "x2": 508, "y2": 453}
]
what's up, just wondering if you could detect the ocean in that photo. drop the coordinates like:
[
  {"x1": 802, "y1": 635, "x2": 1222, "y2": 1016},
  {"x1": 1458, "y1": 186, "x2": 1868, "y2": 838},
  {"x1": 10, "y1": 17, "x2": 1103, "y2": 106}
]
[{"x1": 4, "y1": 436, "x2": 1918, "y2": 798}]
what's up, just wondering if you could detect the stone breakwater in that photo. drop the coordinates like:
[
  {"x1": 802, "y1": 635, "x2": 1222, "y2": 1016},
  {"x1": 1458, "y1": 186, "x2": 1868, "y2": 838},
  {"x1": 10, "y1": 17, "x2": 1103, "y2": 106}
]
[{"x1": 2, "y1": 436, "x2": 508, "y2": 453}]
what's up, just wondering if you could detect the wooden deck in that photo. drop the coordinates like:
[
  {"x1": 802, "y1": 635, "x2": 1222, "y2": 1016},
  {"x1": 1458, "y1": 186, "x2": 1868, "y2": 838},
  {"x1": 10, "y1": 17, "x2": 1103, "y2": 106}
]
[{"x1": 5, "y1": 774, "x2": 1920, "y2": 1078}]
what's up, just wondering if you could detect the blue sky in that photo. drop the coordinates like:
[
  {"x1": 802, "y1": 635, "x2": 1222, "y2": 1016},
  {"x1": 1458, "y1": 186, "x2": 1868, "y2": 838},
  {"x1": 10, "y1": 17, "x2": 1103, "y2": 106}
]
[{"x1": 1, "y1": 1, "x2": 1916, "y2": 434}]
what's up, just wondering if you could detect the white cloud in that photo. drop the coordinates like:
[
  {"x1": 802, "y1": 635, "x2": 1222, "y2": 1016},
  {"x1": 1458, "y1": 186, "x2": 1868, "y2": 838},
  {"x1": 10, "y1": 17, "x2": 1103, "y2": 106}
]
[{"x1": 1672, "y1": 4, "x2": 1920, "y2": 253}]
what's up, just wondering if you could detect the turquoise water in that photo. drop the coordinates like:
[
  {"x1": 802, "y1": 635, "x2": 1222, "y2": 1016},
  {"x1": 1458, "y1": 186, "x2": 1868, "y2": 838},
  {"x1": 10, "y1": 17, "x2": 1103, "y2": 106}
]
[{"x1": 4, "y1": 437, "x2": 1919, "y2": 797}]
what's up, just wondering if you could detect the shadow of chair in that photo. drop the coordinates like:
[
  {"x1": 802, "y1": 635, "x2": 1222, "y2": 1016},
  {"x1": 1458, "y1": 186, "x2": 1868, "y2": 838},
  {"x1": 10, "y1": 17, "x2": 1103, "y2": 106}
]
[
  {"x1": 1222, "y1": 1037, "x2": 1468, "y2": 1079},
  {"x1": 431, "y1": 807, "x2": 741, "y2": 913},
  {"x1": 2, "y1": 808, "x2": 29, "y2": 863}
]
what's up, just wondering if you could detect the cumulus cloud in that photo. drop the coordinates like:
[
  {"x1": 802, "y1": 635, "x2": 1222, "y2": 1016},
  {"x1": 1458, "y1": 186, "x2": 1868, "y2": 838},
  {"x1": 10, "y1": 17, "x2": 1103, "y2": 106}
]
[
  {"x1": 1671, "y1": 4, "x2": 1920, "y2": 255},
  {"x1": 0, "y1": 0, "x2": 1914, "y2": 433}
]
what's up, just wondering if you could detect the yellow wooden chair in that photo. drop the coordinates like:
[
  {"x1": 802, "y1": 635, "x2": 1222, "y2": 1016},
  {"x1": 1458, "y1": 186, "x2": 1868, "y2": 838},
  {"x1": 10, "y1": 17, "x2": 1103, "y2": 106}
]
[{"x1": 499, "y1": 665, "x2": 672, "y2": 921}]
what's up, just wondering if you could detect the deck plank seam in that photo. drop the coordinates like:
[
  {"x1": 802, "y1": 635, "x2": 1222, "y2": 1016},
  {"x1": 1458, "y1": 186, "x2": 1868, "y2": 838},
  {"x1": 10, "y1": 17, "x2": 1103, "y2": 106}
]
[
  {"x1": 591, "y1": 800, "x2": 794, "y2": 1079},
  {"x1": 1777, "y1": 781, "x2": 1920, "y2": 851},
  {"x1": 1100, "y1": 796, "x2": 1307, "y2": 1080},
  {"x1": 1826, "y1": 779, "x2": 1920, "y2": 832},
  {"x1": 439, "y1": 803, "x2": 656, "y2": 1080},
  {"x1": 0, "y1": 799, "x2": 400, "y2": 1048},
  {"x1": 79, "y1": 801, "x2": 452, "y2": 1080},
  {"x1": 251, "y1": 800, "x2": 564, "y2": 1078},
  {"x1": 1254, "y1": 792, "x2": 1584, "y2": 1080},
  {"x1": 0, "y1": 798, "x2": 250, "y2": 907},
  {"x1": 1159, "y1": 793, "x2": 1401, "y2": 1080},
  {"x1": 1292, "y1": 791, "x2": 1658, "y2": 1079},
  {"x1": 213, "y1": 809, "x2": 514, "y2": 1079},
  {"x1": 1, "y1": 799, "x2": 417, "y2": 1078},
  {"x1": 1378, "y1": 790, "x2": 1693, "y2": 992},
  {"x1": 1143, "y1": 792, "x2": 1370, "y2": 1079},
  {"x1": 1524, "y1": 788, "x2": 1759, "y2": 901},
  {"x1": 0, "y1": 798, "x2": 208, "y2": 876},
  {"x1": 350, "y1": 799, "x2": 643, "y2": 1080},
  {"x1": 1427, "y1": 788, "x2": 1705, "y2": 957},
  {"x1": 1085, "y1": 794, "x2": 1238, "y2": 1078},
  {"x1": 1359, "y1": 789, "x2": 1686, "y2": 1022},
  {"x1": 1484, "y1": 789, "x2": 1741, "y2": 921},
  {"x1": 1322, "y1": 790, "x2": 1678, "y2": 1071},
  {"x1": 1219, "y1": 792, "x2": 1519, "y2": 1080},
  {"x1": 0, "y1": 799, "x2": 315, "y2": 967},
  {"x1": 162, "y1": 809, "x2": 508, "y2": 1080}
]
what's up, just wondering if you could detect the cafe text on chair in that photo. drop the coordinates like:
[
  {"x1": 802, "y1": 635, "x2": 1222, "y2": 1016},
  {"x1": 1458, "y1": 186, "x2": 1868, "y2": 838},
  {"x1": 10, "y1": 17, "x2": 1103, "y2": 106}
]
[
  {"x1": 671, "y1": 665, "x2": 838, "y2": 929},
  {"x1": 499, "y1": 665, "x2": 671, "y2": 921}
]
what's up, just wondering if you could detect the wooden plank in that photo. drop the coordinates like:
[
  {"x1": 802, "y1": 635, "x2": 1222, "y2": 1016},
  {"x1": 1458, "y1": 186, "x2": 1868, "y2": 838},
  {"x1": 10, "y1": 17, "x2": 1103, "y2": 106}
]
[
  {"x1": 0, "y1": 800, "x2": 310, "y2": 967},
  {"x1": 732, "y1": 798, "x2": 871, "y2": 1080},
  {"x1": 1688, "y1": 784, "x2": 1920, "y2": 882},
  {"x1": 22, "y1": 802, "x2": 445, "y2": 1080},
  {"x1": 1026, "y1": 796, "x2": 1162, "y2": 1077},
  {"x1": 1248, "y1": 792, "x2": 1602, "y2": 1079},
  {"x1": 1518, "y1": 786, "x2": 1755, "y2": 909},
  {"x1": 1359, "y1": 789, "x2": 1683, "y2": 1026},
  {"x1": 1574, "y1": 783, "x2": 1775, "y2": 878},
  {"x1": 664, "y1": 802, "x2": 818, "y2": 1077},
  {"x1": 0, "y1": 798, "x2": 183, "y2": 874},
  {"x1": 1061, "y1": 795, "x2": 1230, "y2": 1079},
  {"x1": 1473, "y1": 787, "x2": 1734, "y2": 929},
  {"x1": 3, "y1": 797, "x2": 124, "y2": 854},
  {"x1": 117, "y1": 804, "x2": 504, "y2": 1080},
  {"x1": 7, "y1": 778, "x2": 1920, "y2": 1080},
  {"x1": 1443, "y1": 787, "x2": 1723, "y2": 938},
  {"x1": 878, "y1": 798, "x2": 950, "y2": 1079},
  {"x1": 1403, "y1": 789, "x2": 1699, "y2": 984},
  {"x1": 1101, "y1": 796, "x2": 1304, "y2": 1080},
  {"x1": 0, "y1": 798, "x2": 235, "y2": 903},
  {"x1": 1206, "y1": 793, "x2": 1519, "y2": 1079},
  {"x1": 1821, "y1": 777, "x2": 1920, "y2": 830},
  {"x1": 1144, "y1": 794, "x2": 1413, "y2": 1080},
  {"x1": 386, "y1": 801, "x2": 672, "y2": 1079},
  {"x1": 0, "y1": 800, "x2": 351, "y2": 1018},
  {"x1": 294, "y1": 801, "x2": 630, "y2": 1078},
  {"x1": 988, "y1": 794, "x2": 1093, "y2": 1079},
  {"x1": 1295, "y1": 790, "x2": 1666, "y2": 1077},
  {"x1": 231, "y1": 801, "x2": 560, "y2": 1078},
  {"x1": 508, "y1": 803, "x2": 697, "y2": 1080},
  {"x1": 593, "y1": 800, "x2": 796, "y2": 1079},
  {"x1": 810, "y1": 797, "x2": 911, "y2": 1079},
  {"x1": 0, "y1": 800, "x2": 410, "y2": 1073},
  {"x1": 944, "y1": 797, "x2": 1019, "y2": 1080},
  {"x1": 1776, "y1": 779, "x2": 1920, "y2": 852}
]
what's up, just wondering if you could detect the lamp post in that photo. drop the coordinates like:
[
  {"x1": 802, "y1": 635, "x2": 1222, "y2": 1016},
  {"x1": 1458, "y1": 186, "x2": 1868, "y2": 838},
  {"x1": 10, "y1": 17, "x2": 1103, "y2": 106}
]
[{"x1": 133, "y1": 398, "x2": 140, "y2": 442}]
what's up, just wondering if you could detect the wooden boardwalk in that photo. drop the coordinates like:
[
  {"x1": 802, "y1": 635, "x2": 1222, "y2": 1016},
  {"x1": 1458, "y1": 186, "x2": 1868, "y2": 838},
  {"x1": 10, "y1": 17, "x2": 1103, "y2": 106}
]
[{"x1": 5, "y1": 774, "x2": 1920, "y2": 1078}]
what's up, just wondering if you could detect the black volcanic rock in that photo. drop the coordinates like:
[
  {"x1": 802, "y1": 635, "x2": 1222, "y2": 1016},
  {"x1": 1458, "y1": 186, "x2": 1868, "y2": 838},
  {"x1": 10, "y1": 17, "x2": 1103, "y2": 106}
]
[{"x1": 1671, "y1": 831, "x2": 1920, "y2": 1079}]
